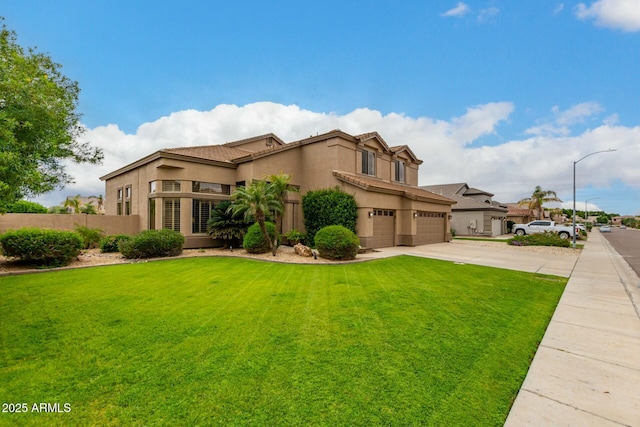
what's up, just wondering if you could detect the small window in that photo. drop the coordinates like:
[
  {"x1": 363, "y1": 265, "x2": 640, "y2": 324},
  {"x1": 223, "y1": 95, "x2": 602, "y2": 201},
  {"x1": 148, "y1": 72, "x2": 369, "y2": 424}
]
[
  {"x1": 117, "y1": 201, "x2": 122, "y2": 216},
  {"x1": 117, "y1": 188, "x2": 123, "y2": 200},
  {"x1": 125, "y1": 201, "x2": 131, "y2": 216},
  {"x1": 394, "y1": 160, "x2": 406, "y2": 183},
  {"x1": 149, "y1": 181, "x2": 157, "y2": 193},
  {"x1": 163, "y1": 198, "x2": 181, "y2": 231},
  {"x1": 192, "y1": 199, "x2": 214, "y2": 234},
  {"x1": 125, "y1": 186, "x2": 131, "y2": 199},
  {"x1": 162, "y1": 181, "x2": 181, "y2": 192},
  {"x1": 362, "y1": 150, "x2": 376, "y2": 176},
  {"x1": 192, "y1": 181, "x2": 231, "y2": 195}
]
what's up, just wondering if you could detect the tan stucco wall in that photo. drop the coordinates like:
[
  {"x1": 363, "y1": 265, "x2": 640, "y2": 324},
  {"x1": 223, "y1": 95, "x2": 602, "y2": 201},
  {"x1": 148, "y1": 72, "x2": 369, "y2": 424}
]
[{"x1": 0, "y1": 214, "x2": 140, "y2": 236}]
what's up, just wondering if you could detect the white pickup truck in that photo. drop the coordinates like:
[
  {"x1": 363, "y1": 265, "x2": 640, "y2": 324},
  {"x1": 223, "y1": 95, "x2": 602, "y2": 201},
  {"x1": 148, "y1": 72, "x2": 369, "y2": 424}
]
[{"x1": 511, "y1": 220, "x2": 578, "y2": 239}]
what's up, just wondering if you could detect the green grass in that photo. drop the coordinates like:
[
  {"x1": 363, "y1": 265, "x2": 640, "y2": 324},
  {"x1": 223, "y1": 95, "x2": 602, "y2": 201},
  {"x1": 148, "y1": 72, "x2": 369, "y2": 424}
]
[{"x1": 0, "y1": 256, "x2": 566, "y2": 426}]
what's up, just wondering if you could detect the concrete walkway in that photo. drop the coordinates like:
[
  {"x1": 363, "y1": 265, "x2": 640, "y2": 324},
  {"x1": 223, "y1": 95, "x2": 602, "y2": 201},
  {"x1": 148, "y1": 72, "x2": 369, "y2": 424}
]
[
  {"x1": 364, "y1": 233, "x2": 640, "y2": 426},
  {"x1": 506, "y1": 231, "x2": 640, "y2": 426}
]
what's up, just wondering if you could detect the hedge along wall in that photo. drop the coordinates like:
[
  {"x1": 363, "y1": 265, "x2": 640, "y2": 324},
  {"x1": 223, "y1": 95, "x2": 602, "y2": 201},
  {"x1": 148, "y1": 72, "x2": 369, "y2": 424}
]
[{"x1": 0, "y1": 214, "x2": 141, "y2": 236}]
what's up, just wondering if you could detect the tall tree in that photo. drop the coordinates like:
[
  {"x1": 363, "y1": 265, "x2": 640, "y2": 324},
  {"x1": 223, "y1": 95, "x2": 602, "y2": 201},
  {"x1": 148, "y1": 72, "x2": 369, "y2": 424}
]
[
  {"x1": 0, "y1": 18, "x2": 103, "y2": 212},
  {"x1": 518, "y1": 186, "x2": 562, "y2": 220},
  {"x1": 228, "y1": 180, "x2": 282, "y2": 256},
  {"x1": 266, "y1": 173, "x2": 298, "y2": 241}
]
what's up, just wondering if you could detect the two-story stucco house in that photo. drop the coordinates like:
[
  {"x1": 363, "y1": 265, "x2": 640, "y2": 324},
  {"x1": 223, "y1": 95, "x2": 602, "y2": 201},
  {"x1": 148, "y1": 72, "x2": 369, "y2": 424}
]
[{"x1": 100, "y1": 129, "x2": 455, "y2": 248}]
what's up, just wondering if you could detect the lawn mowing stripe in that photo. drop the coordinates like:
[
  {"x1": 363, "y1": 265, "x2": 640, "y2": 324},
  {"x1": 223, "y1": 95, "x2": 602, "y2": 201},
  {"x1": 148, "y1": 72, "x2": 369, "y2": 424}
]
[{"x1": 0, "y1": 256, "x2": 566, "y2": 426}]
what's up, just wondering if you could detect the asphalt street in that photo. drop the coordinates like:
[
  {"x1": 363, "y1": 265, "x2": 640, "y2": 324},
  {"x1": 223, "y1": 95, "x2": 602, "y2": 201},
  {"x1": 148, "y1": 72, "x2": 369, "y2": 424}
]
[{"x1": 599, "y1": 227, "x2": 640, "y2": 278}]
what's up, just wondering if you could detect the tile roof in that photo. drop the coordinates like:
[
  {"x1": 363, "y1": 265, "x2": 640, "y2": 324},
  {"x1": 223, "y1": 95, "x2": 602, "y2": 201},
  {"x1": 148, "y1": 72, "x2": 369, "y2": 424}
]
[
  {"x1": 161, "y1": 145, "x2": 252, "y2": 162},
  {"x1": 333, "y1": 171, "x2": 455, "y2": 205},
  {"x1": 420, "y1": 183, "x2": 507, "y2": 212}
]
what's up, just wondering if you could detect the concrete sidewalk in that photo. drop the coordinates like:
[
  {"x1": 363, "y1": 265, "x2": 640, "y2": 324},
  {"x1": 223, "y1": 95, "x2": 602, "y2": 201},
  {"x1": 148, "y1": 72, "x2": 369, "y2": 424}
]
[{"x1": 505, "y1": 231, "x2": 640, "y2": 426}]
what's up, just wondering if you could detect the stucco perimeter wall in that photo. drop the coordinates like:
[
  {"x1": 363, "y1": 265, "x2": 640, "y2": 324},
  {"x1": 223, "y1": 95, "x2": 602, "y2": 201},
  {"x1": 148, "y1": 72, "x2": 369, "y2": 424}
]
[{"x1": 0, "y1": 214, "x2": 141, "y2": 236}]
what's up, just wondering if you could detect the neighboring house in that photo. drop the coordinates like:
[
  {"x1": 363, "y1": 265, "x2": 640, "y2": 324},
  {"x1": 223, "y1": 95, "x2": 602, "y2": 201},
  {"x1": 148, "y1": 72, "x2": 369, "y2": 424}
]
[
  {"x1": 505, "y1": 203, "x2": 535, "y2": 226},
  {"x1": 420, "y1": 183, "x2": 508, "y2": 237},
  {"x1": 100, "y1": 130, "x2": 456, "y2": 249}
]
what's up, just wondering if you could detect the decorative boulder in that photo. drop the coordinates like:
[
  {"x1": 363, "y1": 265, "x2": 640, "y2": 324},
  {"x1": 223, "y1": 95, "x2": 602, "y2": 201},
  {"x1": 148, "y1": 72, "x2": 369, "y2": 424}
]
[{"x1": 294, "y1": 243, "x2": 313, "y2": 257}]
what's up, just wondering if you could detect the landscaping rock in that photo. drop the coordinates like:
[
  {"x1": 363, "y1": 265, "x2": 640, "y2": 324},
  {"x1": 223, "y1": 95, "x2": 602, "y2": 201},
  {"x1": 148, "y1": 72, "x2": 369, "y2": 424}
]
[{"x1": 294, "y1": 243, "x2": 313, "y2": 257}]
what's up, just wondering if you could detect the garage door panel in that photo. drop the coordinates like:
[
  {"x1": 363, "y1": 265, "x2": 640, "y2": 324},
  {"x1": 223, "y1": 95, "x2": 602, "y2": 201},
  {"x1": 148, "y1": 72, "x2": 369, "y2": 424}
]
[
  {"x1": 416, "y1": 212, "x2": 445, "y2": 245},
  {"x1": 373, "y1": 210, "x2": 395, "y2": 248}
]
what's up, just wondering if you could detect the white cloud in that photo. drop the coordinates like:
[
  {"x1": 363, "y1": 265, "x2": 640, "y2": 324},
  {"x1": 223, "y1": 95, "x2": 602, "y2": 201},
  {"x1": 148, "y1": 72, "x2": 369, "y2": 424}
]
[
  {"x1": 478, "y1": 6, "x2": 500, "y2": 22},
  {"x1": 441, "y1": 2, "x2": 471, "y2": 17},
  {"x1": 32, "y1": 101, "x2": 639, "y2": 215},
  {"x1": 554, "y1": 4, "x2": 565, "y2": 14},
  {"x1": 526, "y1": 102, "x2": 604, "y2": 136},
  {"x1": 575, "y1": 0, "x2": 640, "y2": 32}
]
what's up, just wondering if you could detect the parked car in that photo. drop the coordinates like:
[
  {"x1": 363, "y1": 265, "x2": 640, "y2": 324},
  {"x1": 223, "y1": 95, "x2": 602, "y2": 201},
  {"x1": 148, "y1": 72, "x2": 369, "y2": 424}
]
[
  {"x1": 620, "y1": 225, "x2": 626, "y2": 229},
  {"x1": 511, "y1": 220, "x2": 579, "y2": 239},
  {"x1": 600, "y1": 225, "x2": 612, "y2": 233}
]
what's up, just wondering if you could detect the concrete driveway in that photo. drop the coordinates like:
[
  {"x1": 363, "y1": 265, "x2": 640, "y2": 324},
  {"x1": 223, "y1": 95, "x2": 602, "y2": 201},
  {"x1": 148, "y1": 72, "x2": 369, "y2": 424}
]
[{"x1": 361, "y1": 238, "x2": 580, "y2": 278}]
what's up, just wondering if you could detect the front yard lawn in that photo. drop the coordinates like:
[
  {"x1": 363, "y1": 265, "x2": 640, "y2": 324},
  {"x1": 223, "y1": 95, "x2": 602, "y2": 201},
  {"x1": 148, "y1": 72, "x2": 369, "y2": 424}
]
[{"x1": 0, "y1": 256, "x2": 566, "y2": 426}]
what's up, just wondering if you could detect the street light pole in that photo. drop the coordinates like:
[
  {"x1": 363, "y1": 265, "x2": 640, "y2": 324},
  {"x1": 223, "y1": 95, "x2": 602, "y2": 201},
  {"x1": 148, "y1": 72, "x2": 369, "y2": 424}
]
[
  {"x1": 573, "y1": 149, "x2": 617, "y2": 248},
  {"x1": 585, "y1": 197, "x2": 601, "y2": 224}
]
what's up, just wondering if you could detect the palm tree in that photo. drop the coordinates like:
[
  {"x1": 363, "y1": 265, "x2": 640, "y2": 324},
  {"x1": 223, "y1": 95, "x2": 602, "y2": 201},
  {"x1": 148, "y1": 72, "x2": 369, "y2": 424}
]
[
  {"x1": 228, "y1": 180, "x2": 282, "y2": 256},
  {"x1": 64, "y1": 195, "x2": 81, "y2": 213},
  {"x1": 518, "y1": 186, "x2": 562, "y2": 220},
  {"x1": 266, "y1": 173, "x2": 299, "y2": 238}
]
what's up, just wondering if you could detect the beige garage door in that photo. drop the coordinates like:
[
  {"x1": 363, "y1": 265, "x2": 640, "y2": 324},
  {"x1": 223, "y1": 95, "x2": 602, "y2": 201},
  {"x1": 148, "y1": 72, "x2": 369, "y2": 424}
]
[
  {"x1": 373, "y1": 209, "x2": 395, "y2": 248},
  {"x1": 416, "y1": 212, "x2": 446, "y2": 245}
]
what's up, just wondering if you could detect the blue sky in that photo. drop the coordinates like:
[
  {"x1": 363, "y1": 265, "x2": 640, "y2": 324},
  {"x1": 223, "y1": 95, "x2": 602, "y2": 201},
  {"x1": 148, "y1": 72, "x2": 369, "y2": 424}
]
[{"x1": 3, "y1": 0, "x2": 640, "y2": 215}]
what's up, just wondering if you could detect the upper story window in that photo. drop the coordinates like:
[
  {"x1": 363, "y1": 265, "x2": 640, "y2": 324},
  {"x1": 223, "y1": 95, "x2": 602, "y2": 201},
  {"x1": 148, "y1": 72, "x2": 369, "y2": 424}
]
[
  {"x1": 192, "y1": 181, "x2": 231, "y2": 195},
  {"x1": 394, "y1": 160, "x2": 406, "y2": 183},
  {"x1": 125, "y1": 186, "x2": 131, "y2": 199},
  {"x1": 117, "y1": 188, "x2": 123, "y2": 200},
  {"x1": 149, "y1": 181, "x2": 157, "y2": 193},
  {"x1": 362, "y1": 150, "x2": 376, "y2": 176},
  {"x1": 162, "y1": 180, "x2": 181, "y2": 192}
]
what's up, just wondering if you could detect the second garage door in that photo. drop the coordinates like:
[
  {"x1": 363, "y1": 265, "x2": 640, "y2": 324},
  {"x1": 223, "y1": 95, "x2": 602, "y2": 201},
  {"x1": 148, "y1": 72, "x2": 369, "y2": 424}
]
[
  {"x1": 415, "y1": 211, "x2": 446, "y2": 245},
  {"x1": 373, "y1": 209, "x2": 395, "y2": 248}
]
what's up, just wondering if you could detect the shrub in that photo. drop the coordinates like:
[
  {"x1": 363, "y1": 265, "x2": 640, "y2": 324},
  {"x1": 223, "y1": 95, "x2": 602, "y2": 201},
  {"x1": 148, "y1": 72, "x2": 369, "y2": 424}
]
[
  {"x1": 243, "y1": 222, "x2": 276, "y2": 254},
  {"x1": 302, "y1": 187, "x2": 358, "y2": 246},
  {"x1": 508, "y1": 231, "x2": 571, "y2": 248},
  {"x1": 206, "y1": 200, "x2": 252, "y2": 247},
  {"x1": 74, "y1": 225, "x2": 104, "y2": 249},
  {"x1": 118, "y1": 229, "x2": 185, "y2": 259},
  {"x1": 314, "y1": 225, "x2": 360, "y2": 261},
  {"x1": 283, "y1": 229, "x2": 306, "y2": 246},
  {"x1": 0, "y1": 228, "x2": 83, "y2": 267},
  {"x1": 100, "y1": 234, "x2": 131, "y2": 253}
]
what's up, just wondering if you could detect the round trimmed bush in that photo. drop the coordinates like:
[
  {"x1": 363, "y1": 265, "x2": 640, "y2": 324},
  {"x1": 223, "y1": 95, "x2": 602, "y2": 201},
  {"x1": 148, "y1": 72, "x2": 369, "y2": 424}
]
[
  {"x1": 0, "y1": 228, "x2": 83, "y2": 267},
  {"x1": 118, "y1": 229, "x2": 185, "y2": 259},
  {"x1": 243, "y1": 222, "x2": 276, "y2": 254},
  {"x1": 100, "y1": 234, "x2": 131, "y2": 253},
  {"x1": 314, "y1": 225, "x2": 360, "y2": 261}
]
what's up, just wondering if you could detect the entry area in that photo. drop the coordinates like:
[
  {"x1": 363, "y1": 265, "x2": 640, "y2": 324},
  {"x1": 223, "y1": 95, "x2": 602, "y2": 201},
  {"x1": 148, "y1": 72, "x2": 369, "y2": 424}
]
[
  {"x1": 415, "y1": 211, "x2": 446, "y2": 245},
  {"x1": 372, "y1": 209, "x2": 395, "y2": 248}
]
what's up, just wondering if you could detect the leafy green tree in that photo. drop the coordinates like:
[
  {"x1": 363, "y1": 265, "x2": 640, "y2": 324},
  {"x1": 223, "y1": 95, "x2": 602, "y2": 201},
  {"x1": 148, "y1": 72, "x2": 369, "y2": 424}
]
[
  {"x1": 518, "y1": 186, "x2": 562, "y2": 220},
  {"x1": 6, "y1": 200, "x2": 47, "y2": 213},
  {"x1": 0, "y1": 18, "x2": 103, "y2": 212},
  {"x1": 228, "y1": 180, "x2": 282, "y2": 256},
  {"x1": 206, "y1": 200, "x2": 252, "y2": 247}
]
